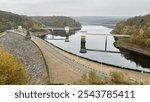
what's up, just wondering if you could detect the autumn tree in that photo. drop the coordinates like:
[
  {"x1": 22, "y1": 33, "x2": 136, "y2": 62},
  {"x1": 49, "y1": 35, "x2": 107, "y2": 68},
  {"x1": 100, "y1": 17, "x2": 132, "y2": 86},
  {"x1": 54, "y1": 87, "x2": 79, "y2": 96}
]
[{"x1": 0, "y1": 48, "x2": 28, "y2": 85}]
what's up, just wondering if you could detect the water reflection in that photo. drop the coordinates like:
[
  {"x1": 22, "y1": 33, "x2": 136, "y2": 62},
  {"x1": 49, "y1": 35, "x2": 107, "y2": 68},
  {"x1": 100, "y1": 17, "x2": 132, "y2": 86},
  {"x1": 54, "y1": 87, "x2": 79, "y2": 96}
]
[
  {"x1": 50, "y1": 30, "x2": 76, "y2": 37},
  {"x1": 119, "y1": 49, "x2": 150, "y2": 69},
  {"x1": 44, "y1": 30, "x2": 77, "y2": 42},
  {"x1": 44, "y1": 25, "x2": 150, "y2": 72}
]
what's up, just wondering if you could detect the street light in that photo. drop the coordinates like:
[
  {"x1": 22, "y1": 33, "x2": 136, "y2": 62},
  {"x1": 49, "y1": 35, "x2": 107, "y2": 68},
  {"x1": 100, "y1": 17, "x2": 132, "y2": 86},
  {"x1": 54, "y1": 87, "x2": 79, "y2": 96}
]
[
  {"x1": 140, "y1": 70, "x2": 144, "y2": 84},
  {"x1": 101, "y1": 60, "x2": 102, "y2": 72}
]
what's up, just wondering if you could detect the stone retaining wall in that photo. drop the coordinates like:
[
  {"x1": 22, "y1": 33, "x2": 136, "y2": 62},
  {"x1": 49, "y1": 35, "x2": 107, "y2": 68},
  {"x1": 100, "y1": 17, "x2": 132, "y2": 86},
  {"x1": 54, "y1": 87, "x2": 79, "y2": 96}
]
[{"x1": 0, "y1": 32, "x2": 49, "y2": 84}]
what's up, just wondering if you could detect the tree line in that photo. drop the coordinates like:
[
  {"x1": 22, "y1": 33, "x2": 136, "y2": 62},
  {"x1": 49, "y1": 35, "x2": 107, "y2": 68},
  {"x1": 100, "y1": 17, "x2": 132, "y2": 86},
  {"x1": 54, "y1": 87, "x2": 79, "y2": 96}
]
[
  {"x1": 0, "y1": 10, "x2": 44, "y2": 33},
  {"x1": 112, "y1": 14, "x2": 150, "y2": 47},
  {"x1": 0, "y1": 10, "x2": 81, "y2": 33},
  {"x1": 30, "y1": 16, "x2": 81, "y2": 28}
]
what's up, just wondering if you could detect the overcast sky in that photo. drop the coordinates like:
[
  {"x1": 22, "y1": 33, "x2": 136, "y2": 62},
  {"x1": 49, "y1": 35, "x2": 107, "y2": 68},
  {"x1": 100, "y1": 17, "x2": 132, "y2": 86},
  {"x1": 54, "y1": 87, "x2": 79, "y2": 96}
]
[{"x1": 0, "y1": 0, "x2": 150, "y2": 16}]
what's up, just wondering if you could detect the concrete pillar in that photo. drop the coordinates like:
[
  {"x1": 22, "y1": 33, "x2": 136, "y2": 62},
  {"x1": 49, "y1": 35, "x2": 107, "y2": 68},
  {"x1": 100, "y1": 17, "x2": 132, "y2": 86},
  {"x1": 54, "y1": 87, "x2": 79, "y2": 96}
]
[
  {"x1": 65, "y1": 35, "x2": 69, "y2": 42},
  {"x1": 65, "y1": 26, "x2": 70, "y2": 34},
  {"x1": 50, "y1": 29, "x2": 55, "y2": 39},
  {"x1": 52, "y1": 35, "x2": 54, "y2": 39},
  {"x1": 65, "y1": 26, "x2": 70, "y2": 42},
  {"x1": 80, "y1": 31, "x2": 87, "y2": 53},
  {"x1": 52, "y1": 29, "x2": 54, "y2": 34},
  {"x1": 105, "y1": 36, "x2": 108, "y2": 51}
]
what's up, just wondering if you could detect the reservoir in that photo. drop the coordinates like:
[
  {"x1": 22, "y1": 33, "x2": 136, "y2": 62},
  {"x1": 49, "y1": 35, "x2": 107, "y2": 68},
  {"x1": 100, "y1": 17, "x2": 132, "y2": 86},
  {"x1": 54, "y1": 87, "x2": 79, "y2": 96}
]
[{"x1": 44, "y1": 25, "x2": 150, "y2": 72}]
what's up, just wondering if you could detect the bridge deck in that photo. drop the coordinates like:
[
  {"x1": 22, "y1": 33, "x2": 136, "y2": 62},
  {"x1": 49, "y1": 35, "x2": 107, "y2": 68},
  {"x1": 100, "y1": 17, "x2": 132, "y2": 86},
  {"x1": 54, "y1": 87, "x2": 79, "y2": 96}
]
[
  {"x1": 41, "y1": 28, "x2": 65, "y2": 30},
  {"x1": 41, "y1": 27, "x2": 81, "y2": 31},
  {"x1": 86, "y1": 33, "x2": 131, "y2": 37}
]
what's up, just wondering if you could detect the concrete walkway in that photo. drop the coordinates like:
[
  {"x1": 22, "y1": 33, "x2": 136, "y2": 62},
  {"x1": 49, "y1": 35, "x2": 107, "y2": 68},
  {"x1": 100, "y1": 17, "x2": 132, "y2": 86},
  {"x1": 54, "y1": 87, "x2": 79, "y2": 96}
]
[{"x1": 32, "y1": 36, "x2": 82, "y2": 84}]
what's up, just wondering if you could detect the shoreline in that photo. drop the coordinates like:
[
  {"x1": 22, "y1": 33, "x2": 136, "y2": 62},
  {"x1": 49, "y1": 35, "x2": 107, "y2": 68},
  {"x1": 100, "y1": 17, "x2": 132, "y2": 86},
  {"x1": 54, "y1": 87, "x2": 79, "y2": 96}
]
[
  {"x1": 114, "y1": 42, "x2": 150, "y2": 57},
  {"x1": 41, "y1": 24, "x2": 150, "y2": 74},
  {"x1": 44, "y1": 39, "x2": 150, "y2": 73},
  {"x1": 43, "y1": 39, "x2": 150, "y2": 84}
]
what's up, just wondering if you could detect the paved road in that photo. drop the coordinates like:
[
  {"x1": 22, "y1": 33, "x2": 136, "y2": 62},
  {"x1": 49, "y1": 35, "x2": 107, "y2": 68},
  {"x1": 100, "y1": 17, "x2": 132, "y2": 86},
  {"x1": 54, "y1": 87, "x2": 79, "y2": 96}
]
[
  {"x1": 32, "y1": 36, "x2": 82, "y2": 84},
  {"x1": 32, "y1": 36, "x2": 108, "y2": 84}
]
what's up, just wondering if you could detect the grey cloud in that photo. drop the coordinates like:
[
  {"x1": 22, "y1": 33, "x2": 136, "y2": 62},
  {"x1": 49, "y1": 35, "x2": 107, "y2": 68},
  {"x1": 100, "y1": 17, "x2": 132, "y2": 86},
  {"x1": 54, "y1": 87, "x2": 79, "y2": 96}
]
[{"x1": 0, "y1": 0, "x2": 150, "y2": 16}]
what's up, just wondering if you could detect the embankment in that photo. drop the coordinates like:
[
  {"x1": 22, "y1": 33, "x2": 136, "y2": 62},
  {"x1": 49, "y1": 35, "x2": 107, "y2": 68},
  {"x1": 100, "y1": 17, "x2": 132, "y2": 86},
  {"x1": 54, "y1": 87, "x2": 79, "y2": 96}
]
[
  {"x1": 43, "y1": 39, "x2": 150, "y2": 84},
  {"x1": 114, "y1": 42, "x2": 150, "y2": 57},
  {"x1": 0, "y1": 31, "x2": 49, "y2": 84}
]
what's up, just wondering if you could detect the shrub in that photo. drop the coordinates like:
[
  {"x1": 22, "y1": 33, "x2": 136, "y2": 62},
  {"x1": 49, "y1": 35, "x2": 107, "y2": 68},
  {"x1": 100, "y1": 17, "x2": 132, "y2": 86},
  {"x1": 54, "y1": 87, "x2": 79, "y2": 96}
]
[
  {"x1": 135, "y1": 35, "x2": 145, "y2": 45},
  {"x1": 144, "y1": 39, "x2": 150, "y2": 47},
  {"x1": 78, "y1": 71, "x2": 106, "y2": 85},
  {"x1": 110, "y1": 71, "x2": 125, "y2": 84},
  {"x1": 0, "y1": 48, "x2": 28, "y2": 84},
  {"x1": 130, "y1": 35, "x2": 136, "y2": 44}
]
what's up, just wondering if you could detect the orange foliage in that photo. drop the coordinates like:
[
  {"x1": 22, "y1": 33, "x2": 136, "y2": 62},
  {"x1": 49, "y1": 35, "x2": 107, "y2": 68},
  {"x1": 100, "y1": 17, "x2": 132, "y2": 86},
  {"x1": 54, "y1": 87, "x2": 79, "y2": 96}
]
[{"x1": 0, "y1": 48, "x2": 28, "y2": 84}]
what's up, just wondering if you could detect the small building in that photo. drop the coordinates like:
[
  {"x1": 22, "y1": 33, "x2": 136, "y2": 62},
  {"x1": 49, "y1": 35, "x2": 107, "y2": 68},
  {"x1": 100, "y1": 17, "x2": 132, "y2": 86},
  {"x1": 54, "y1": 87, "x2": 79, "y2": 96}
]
[{"x1": 17, "y1": 26, "x2": 23, "y2": 32}]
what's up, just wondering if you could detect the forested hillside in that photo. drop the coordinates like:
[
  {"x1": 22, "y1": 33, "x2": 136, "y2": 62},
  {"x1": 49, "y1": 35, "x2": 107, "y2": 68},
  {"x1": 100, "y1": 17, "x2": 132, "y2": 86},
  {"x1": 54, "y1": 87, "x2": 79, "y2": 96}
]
[
  {"x1": 0, "y1": 10, "x2": 28, "y2": 32},
  {"x1": 30, "y1": 16, "x2": 81, "y2": 28},
  {"x1": 112, "y1": 14, "x2": 150, "y2": 47},
  {"x1": 0, "y1": 10, "x2": 43, "y2": 33},
  {"x1": 0, "y1": 10, "x2": 81, "y2": 33}
]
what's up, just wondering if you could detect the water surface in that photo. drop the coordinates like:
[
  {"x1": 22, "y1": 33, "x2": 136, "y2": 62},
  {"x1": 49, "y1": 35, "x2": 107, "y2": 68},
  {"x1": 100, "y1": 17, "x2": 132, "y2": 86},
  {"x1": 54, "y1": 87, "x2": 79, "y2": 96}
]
[{"x1": 45, "y1": 25, "x2": 150, "y2": 72}]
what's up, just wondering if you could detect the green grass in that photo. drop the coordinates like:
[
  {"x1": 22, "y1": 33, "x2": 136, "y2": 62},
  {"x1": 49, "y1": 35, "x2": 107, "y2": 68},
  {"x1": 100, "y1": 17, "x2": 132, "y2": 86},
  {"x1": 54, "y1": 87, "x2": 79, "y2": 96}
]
[{"x1": 117, "y1": 38, "x2": 130, "y2": 44}]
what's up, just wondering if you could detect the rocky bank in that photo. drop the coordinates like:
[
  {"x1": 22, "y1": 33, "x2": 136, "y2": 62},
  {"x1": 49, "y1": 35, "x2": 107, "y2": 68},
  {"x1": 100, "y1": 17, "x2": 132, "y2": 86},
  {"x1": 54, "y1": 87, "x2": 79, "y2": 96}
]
[{"x1": 0, "y1": 31, "x2": 49, "y2": 84}]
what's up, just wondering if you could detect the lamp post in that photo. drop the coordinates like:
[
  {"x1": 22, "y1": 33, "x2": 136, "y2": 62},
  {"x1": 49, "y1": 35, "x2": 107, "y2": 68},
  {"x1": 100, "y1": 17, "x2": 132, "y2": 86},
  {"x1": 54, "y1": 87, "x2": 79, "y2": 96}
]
[
  {"x1": 140, "y1": 70, "x2": 143, "y2": 84},
  {"x1": 80, "y1": 31, "x2": 87, "y2": 53},
  {"x1": 65, "y1": 26, "x2": 70, "y2": 42},
  {"x1": 101, "y1": 60, "x2": 102, "y2": 72}
]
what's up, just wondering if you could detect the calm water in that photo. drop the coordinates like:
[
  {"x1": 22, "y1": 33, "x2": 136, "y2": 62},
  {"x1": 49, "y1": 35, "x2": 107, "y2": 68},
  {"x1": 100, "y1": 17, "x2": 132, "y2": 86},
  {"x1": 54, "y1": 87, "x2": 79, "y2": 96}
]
[{"x1": 45, "y1": 25, "x2": 150, "y2": 72}]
